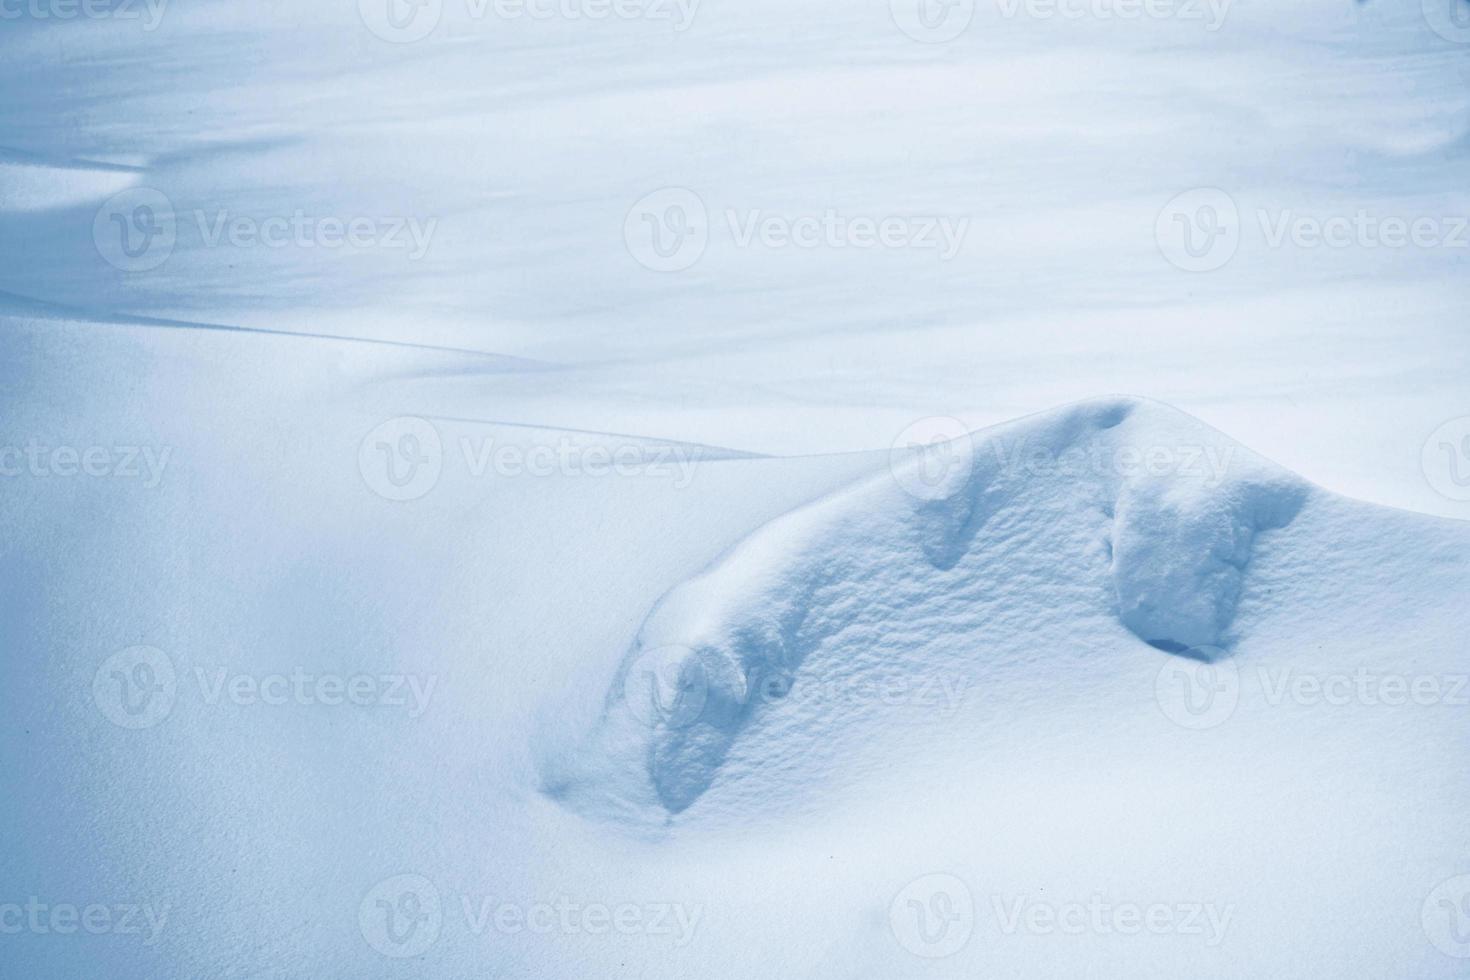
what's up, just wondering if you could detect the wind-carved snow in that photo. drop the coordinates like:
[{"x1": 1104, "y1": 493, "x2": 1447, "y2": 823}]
[
  {"x1": 1110, "y1": 474, "x2": 1305, "y2": 655},
  {"x1": 0, "y1": 147, "x2": 141, "y2": 212},
  {"x1": 540, "y1": 398, "x2": 1309, "y2": 817}
]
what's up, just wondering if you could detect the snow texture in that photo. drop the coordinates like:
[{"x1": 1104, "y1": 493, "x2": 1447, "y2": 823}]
[{"x1": 547, "y1": 398, "x2": 1310, "y2": 815}]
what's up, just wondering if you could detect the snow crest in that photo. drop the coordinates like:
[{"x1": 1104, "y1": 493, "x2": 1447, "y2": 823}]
[{"x1": 541, "y1": 397, "x2": 1309, "y2": 817}]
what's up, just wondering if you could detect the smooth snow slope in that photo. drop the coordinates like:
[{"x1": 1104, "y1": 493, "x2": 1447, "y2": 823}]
[
  {"x1": 1, "y1": 0, "x2": 1467, "y2": 513},
  {"x1": 4, "y1": 310, "x2": 1467, "y2": 978},
  {"x1": 3, "y1": 0, "x2": 1470, "y2": 976}
]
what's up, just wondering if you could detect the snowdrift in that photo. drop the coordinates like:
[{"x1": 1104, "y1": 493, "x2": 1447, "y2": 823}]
[
  {"x1": 543, "y1": 397, "x2": 1313, "y2": 816},
  {"x1": 6, "y1": 306, "x2": 1468, "y2": 977}
]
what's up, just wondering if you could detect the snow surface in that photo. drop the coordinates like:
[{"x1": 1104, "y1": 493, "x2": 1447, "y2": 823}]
[
  {"x1": 546, "y1": 397, "x2": 1317, "y2": 815},
  {"x1": 2, "y1": 0, "x2": 1469, "y2": 977}
]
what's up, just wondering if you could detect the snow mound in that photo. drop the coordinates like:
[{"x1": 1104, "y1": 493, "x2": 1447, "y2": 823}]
[{"x1": 539, "y1": 397, "x2": 1310, "y2": 816}]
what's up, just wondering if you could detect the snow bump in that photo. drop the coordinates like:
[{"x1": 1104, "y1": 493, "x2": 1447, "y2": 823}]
[{"x1": 541, "y1": 398, "x2": 1309, "y2": 818}]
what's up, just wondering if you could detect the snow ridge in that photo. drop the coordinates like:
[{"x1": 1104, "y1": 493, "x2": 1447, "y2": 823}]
[{"x1": 540, "y1": 397, "x2": 1309, "y2": 817}]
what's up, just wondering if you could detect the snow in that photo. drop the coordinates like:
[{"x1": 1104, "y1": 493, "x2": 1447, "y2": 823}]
[
  {"x1": 2, "y1": 0, "x2": 1469, "y2": 977},
  {"x1": 0, "y1": 149, "x2": 140, "y2": 213},
  {"x1": 546, "y1": 397, "x2": 1308, "y2": 815}
]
